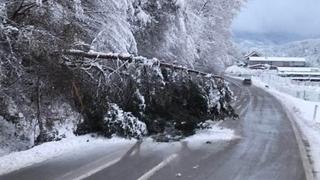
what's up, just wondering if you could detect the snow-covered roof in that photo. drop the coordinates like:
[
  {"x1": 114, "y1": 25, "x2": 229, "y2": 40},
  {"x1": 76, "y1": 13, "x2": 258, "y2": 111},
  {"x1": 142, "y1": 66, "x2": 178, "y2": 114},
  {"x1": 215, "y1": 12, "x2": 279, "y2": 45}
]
[
  {"x1": 249, "y1": 57, "x2": 306, "y2": 62},
  {"x1": 279, "y1": 71, "x2": 320, "y2": 76},
  {"x1": 277, "y1": 67, "x2": 320, "y2": 72},
  {"x1": 292, "y1": 77, "x2": 320, "y2": 80},
  {"x1": 244, "y1": 51, "x2": 262, "y2": 58}
]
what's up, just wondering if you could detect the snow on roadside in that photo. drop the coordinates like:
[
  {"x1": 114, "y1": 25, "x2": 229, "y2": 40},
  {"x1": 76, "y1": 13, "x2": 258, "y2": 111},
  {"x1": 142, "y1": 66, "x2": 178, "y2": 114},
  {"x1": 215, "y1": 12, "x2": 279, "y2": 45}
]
[
  {"x1": 226, "y1": 65, "x2": 320, "y2": 102},
  {"x1": 225, "y1": 65, "x2": 252, "y2": 76},
  {"x1": 0, "y1": 122, "x2": 235, "y2": 176},
  {"x1": 185, "y1": 121, "x2": 235, "y2": 149},
  {"x1": 0, "y1": 135, "x2": 135, "y2": 176},
  {"x1": 141, "y1": 121, "x2": 236, "y2": 155},
  {"x1": 252, "y1": 78, "x2": 320, "y2": 178}
]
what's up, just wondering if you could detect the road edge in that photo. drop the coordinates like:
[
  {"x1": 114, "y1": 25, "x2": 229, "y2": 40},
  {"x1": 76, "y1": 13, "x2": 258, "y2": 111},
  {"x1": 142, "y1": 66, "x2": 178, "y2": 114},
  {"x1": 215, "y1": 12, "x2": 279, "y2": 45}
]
[
  {"x1": 224, "y1": 76, "x2": 313, "y2": 180},
  {"x1": 262, "y1": 87, "x2": 314, "y2": 180}
]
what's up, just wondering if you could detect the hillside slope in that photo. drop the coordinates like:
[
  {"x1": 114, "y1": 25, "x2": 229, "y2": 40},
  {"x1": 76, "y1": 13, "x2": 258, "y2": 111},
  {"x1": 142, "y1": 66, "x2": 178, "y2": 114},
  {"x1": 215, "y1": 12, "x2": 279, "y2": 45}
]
[{"x1": 0, "y1": 0, "x2": 243, "y2": 153}]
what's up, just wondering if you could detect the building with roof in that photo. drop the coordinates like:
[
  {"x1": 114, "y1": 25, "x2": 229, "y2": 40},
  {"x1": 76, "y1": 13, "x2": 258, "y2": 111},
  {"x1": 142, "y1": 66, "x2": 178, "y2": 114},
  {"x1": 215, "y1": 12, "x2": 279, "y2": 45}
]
[
  {"x1": 244, "y1": 51, "x2": 262, "y2": 61},
  {"x1": 277, "y1": 67, "x2": 320, "y2": 81},
  {"x1": 248, "y1": 57, "x2": 306, "y2": 67}
]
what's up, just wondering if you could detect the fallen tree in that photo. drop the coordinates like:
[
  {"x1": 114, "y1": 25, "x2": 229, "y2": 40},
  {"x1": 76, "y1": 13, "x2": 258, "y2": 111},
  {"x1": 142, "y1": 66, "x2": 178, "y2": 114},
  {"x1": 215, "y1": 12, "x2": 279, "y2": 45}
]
[
  {"x1": 64, "y1": 50, "x2": 236, "y2": 140},
  {"x1": 65, "y1": 50, "x2": 224, "y2": 79}
]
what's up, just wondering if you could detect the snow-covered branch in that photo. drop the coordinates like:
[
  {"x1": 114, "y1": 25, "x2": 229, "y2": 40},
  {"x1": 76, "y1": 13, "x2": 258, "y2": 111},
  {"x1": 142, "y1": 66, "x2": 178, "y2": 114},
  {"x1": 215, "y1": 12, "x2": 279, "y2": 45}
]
[
  {"x1": 65, "y1": 50, "x2": 224, "y2": 80},
  {"x1": 65, "y1": 49, "x2": 133, "y2": 62}
]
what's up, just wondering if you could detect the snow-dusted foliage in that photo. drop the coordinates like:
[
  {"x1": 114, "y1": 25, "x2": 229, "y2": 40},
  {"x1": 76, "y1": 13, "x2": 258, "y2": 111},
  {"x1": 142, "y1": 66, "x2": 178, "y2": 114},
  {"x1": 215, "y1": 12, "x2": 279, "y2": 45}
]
[
  {"x1": 103, "y1": 104, "x2": 147, "y2": 138},
  {"x1": 69, "y1": 54, "x2": 235, "y2": 137},
  {"x1": 36, "y1": 0, "x2": 42, "y2": 6},
  {"x1": 133, "y1": 0, "x2": 245, "y2": 72},
  {"x1": 88, "y1": 0, "x2": 138, "y2": 54},
  {"x1": 73, "y1": 0, "x2": 84, "y2": 19},
  {"x1": 0, "y1": 0, "x2": 240, "y2": 151}
]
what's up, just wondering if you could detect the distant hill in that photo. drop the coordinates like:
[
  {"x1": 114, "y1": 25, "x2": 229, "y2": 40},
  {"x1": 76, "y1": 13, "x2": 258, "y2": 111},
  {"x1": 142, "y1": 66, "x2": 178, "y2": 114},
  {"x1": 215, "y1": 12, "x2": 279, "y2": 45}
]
[
  {"x1": 232, "y1": 31, "x2": 312, "y2": 45},
  {"x1": 235, "y1": 37, "x2": 320, "y2": 67}
]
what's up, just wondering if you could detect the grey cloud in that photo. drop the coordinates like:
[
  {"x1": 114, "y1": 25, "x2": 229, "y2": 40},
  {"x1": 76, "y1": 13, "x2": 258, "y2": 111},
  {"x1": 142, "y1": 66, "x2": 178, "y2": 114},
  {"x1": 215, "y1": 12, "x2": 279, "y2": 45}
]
[{"x1": 232, "y1": 0, "x2": 320, "y2": 38}]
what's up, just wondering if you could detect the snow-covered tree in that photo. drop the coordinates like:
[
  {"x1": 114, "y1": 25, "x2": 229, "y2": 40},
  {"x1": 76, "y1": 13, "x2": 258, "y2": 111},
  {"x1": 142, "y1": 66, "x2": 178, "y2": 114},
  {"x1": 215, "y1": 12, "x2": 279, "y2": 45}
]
[
  {"x1": 0, "y1": 0, "x2": 243, "y2": 151},
  {"x1": 133, "y1": 0, "x2": 245, "y2": 72}
]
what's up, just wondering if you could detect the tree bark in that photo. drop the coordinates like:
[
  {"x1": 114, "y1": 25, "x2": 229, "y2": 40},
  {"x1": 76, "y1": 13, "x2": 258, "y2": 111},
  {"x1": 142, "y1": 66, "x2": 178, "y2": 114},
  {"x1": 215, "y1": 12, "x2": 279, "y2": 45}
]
[{"x1": 36, "y1": 76, "x2": 45, "y2": 143}]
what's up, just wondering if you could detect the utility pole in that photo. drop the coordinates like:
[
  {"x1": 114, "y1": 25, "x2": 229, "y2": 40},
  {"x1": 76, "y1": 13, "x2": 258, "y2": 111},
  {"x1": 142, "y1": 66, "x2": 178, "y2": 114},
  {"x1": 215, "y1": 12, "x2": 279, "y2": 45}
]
[{"x1": 314, "y1": 105, "x2": 318, "y2": 121}]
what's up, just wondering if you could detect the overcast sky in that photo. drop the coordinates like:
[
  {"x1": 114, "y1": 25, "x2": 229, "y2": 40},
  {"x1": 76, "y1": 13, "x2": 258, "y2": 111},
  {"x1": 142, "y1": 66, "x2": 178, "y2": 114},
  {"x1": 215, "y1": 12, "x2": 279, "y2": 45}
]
[{"x1": 232, "y1": 0, "x2": 320, "y2": 38}]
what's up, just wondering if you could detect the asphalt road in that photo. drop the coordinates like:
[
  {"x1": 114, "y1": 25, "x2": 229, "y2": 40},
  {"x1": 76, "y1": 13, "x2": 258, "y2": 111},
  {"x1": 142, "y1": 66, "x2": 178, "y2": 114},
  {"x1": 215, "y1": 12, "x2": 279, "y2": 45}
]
[{"x1": 0, "y1": 79, "x2": 307, "y2": 180}]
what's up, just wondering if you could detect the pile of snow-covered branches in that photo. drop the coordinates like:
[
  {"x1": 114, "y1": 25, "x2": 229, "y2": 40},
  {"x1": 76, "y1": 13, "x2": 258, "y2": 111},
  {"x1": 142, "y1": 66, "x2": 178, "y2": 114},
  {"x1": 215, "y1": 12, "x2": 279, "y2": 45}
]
[{"x1": 65, "y1": 51, "x2": 236, "y2": 140}]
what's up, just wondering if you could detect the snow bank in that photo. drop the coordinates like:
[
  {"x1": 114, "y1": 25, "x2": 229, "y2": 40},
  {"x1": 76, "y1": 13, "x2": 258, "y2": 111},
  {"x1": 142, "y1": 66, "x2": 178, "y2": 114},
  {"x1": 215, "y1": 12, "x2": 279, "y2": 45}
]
[
  {"x1": 225, "y1": 65, "x2": 252, "y2": 76},
  {"x1": 0, "y1": 135, "x2": 134, "y2": 176},
  {"x1": 185, "y1": 121, "x2": 235, "y2": 149},
  {"x1": 142, "y1": 121, "x2": 235, "y2": 153},
  {"x1": 252, "y1": 78, "x2": 320, "y2": 179}
]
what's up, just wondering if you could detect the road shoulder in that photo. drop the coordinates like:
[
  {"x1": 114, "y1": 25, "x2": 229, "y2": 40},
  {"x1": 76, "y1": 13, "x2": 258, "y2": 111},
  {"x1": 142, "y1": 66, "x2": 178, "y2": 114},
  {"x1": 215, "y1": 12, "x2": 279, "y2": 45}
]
[{"x1": 255, "y1": 85, "x2": 314, "y2": 180}]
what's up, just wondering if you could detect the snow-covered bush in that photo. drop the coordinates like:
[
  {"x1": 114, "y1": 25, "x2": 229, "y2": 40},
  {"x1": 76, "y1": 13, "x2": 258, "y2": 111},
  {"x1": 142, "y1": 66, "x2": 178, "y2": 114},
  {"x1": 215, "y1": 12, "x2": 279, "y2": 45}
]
[
  {"x1": 102, "y1": 104, "x2": 147, "y2": 139},
  {"x1": 69, "y1": 55, "x2": 236, "y2": 138}
]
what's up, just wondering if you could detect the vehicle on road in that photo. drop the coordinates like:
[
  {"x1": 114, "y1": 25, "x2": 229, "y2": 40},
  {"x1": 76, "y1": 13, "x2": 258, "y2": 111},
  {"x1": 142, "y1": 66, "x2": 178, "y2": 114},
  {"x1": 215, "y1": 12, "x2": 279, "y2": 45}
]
[{"x1": 243, "y1": 78, "x2": 252, "y2": 85}]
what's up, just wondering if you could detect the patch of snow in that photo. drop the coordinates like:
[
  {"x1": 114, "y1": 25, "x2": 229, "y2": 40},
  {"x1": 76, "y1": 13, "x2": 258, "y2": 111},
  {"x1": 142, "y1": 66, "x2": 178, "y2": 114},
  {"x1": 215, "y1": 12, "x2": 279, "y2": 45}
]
[
  {"x1": 135, "y1": 89, "x2": 146, "y2": 112},
  {"x1": 74, "y1": 0, "x2": 84, "y2": 19},
  {"x1": 206, "y1": 85, "x2": 220, "y2": 111},
  {"x1": 48, "y1": 102, "x2": 82, "y2": 139},
  {"x1": 136, "y1": 8, "x2": 151, "y2": 26},
  {"x1": 0, "y1": 3, "x2": 7, "y2": 21},
  {"x1": 175, "y1": 0, "x2": 186, "y2": 9},
  {"x1": 141, "y1": 121, "x2": 235, "y2": 154},
  {"x1": 225, "y1": 65, "x2": 252, "y2": 77},
  {"x1": 185, "y1": 121, "x2": 235, "y2": 149},
  {"x1": 36, "y1": 0, "x2": 42, "y2": 6},
  {"x1": 0, "y1": 135, "x2": 134, "y2": 176},
  {"x1": 105, "y1": 104, "x2": 147, "y2": 138}
]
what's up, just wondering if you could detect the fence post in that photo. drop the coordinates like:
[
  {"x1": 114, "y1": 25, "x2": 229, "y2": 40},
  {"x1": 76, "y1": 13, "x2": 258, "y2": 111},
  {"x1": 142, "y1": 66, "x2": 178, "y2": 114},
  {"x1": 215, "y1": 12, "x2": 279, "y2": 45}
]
[{"x1": 314, "y1": 105, "x2": 318, "y2": 121}]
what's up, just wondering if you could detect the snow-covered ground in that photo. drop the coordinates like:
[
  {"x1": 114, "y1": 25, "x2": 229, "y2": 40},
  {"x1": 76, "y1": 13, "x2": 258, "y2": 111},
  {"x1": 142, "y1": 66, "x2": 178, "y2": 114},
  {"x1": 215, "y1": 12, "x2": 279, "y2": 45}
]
[
  {"x1": 184, "y1": 121, "x2": 236, "y2": 149},
  {"x1": 0, "y1": 123, "x2": 235, "y2": 176},
  {"x1": 226, "y1": 65, "x2": 320, "y2": 102},
  {"x1": 226, "y1": 65, "x2": 320, "y2": 178},
  {"x1": 0, "y1": 135, "x2": 136, "y2": 176}
]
